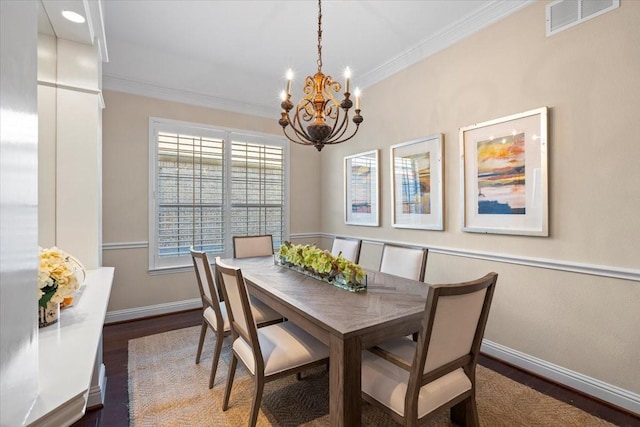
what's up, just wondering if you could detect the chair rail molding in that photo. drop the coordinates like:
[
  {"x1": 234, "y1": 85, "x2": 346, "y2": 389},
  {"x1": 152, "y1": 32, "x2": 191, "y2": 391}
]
[
  {"x1": 102, "y1": 241, "x2": 148, "y2": 250},
  {"x1": 102, "y1": 236, "x2": 639, "y2": 282},
  {"x1": 318, "y1": 233, "x2": 639, "y2": 282}
]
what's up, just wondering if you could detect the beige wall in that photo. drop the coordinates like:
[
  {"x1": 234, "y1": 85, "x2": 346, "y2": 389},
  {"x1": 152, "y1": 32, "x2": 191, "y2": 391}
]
[
  {"x1": 319, "y1": 2, "x2": 640, "y2": 395},
  {"x1": 102, "y1": 91, "x2": 321, "y2": 312}
]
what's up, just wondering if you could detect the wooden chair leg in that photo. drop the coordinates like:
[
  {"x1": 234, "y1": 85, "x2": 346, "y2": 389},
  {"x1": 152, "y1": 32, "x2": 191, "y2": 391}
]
[
  {"x1": 451, "y1": 395, "x2": 479, "y2": 427},
  {"x1": 248, "y1": 374, "x2": 265, "y2": 427},
  {"x1": 223, "y1": 354, "x2": 238, "y2": 411},
  {"x1": 208, "y1": 328, "x2": 224, "y2": 389},
  {"x1": 195, "y1": 320, "x2": 207, "y2": 364}
]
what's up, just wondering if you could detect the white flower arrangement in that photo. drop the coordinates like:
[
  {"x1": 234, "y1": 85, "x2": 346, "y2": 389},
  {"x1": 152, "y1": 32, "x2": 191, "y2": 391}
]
[{"x1": 38, "y1": 247, "x2": 83, "y2": 308}]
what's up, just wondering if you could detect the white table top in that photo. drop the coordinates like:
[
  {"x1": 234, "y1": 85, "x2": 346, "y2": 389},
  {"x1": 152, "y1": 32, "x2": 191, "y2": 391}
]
[{"x1": 26, "y1": 267, "x2": 114, "y2": 427}]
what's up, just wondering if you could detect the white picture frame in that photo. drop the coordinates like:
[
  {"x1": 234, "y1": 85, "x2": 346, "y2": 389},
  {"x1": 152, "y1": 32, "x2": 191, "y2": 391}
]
[{"x1": 460, "y1": 107, "x2": 549, "y2": 236}]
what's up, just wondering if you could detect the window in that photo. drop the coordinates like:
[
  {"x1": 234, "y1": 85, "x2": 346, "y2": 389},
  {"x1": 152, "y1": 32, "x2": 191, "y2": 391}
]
[{"x1": 149, "y1": 118, "x2": 288, "y2": 271}]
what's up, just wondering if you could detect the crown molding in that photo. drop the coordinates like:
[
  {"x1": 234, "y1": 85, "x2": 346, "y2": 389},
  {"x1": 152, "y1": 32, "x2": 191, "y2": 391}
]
[
  {"x1": 103, "y1": 1, "x2": 534, "y2": 116},
  {"x1": 359, "y1": 0, "x2": 534, "y2": 89},
  {"x1": 102, "y1": 74, "x2": 278, "y2": 119}
]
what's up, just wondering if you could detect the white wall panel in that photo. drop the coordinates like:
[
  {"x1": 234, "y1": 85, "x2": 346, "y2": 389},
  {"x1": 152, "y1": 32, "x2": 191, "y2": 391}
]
[
  {"x1": 0, "y1": 1, "x2": 39, "y2": 425},
  {"x1": 37, "y1": 35, "x2": 103, "y2": 269},
  {"x1": 56, "y1": 88, "x2": 102, "y2": 269}
]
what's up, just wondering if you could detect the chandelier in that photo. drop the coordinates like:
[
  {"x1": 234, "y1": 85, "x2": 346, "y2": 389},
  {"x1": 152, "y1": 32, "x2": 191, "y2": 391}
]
[{"x1": 278, "y1": 0, "x2": 363, "y2": 152}]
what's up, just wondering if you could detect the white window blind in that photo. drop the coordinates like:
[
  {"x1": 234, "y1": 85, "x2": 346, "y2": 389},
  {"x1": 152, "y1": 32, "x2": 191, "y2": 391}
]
[
  {"x1": 230, "y1": 134, "x2": 286, "y2": 248},
  {"x1": 149, "y1": 118, "x2": 288, "y2": 271}
]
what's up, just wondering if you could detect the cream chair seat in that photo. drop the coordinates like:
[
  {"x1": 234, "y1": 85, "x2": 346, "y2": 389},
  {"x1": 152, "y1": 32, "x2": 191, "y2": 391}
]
[
  {"x1": 190, "y1": 248, "x2": 282, "y2": 389},
  {"x1": 215, "y1": 257, "x2": 329, "y2": 427},
  {"x1": 330, "y1": 236, "x2": 362, "y2": 263},
  {"x1": 361, "y1": 273, "x2": 498, "y2": 426},
  {"x1": 362, "y1": 339, "x2": 472, "y2": 418}
]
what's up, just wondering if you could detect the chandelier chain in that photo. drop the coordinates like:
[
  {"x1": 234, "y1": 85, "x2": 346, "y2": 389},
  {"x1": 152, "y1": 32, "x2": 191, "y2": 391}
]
[{"x1": 317, "y1": 0, "x2": 323, "y2": 72}]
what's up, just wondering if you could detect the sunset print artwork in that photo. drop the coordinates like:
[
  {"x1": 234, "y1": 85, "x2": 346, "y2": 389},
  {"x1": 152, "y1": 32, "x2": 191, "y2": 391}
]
[
  {"x1": 391, "y1": 135, "x2": 443, "y2": 230},
  {"x1": 477, "y1": 133, "x2": 526, "y2": 215},
  {"x1": 350, "y1": 160, "x2": 372, "y2": 213},
  {"x1": 396, "y1": 152, "x2": 431, "y2": 215}
]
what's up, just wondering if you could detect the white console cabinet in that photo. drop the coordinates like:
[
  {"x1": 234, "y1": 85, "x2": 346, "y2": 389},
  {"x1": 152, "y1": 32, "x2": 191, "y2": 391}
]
[{"x1": 26, "y1": 268, "x2": 114, "y2": 426}]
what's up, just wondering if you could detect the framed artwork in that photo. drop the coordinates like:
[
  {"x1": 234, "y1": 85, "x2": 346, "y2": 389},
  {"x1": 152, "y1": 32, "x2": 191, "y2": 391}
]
[
  {"x1": 460, "y1": 107, "x2": 548, "y2": 236},
  {"x1": 344, "y1": 149, "x2": 379, "y2": 226},
  {"x1": 390, "y1": 134, "x2": 444, "y2": 230}
]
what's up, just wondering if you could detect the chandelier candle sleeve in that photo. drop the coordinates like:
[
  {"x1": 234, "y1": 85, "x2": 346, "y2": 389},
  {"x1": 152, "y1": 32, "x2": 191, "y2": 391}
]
[
  {"x1": 345, "y1": 67, "x2": 351, "y2": 93},
  {"x1": 286, "y1": 69, "x2": 293, "y2": 96}
]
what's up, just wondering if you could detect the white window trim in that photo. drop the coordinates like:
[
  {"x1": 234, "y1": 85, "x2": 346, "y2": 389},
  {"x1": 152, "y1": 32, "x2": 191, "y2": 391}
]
[{"x1": 148, "y1": 117, "x2": 290, "y2": 273}]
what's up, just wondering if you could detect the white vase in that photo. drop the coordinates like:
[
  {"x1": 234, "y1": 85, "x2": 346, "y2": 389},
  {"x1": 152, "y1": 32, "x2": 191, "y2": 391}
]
[{"x1": 38, "y1": 300, "x2": 60, "y2": 328}]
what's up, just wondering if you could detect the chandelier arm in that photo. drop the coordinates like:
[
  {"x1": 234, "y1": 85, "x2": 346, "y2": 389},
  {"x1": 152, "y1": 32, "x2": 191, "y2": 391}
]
[
  {"x1": 324, "y1": 125, "x2": 361, "y2": 145},
  {"x1": 289, "y1": 108, "x2": 316, "y2": 142},
  {"x1": 325, "y1": 109, "x2": 351, "y2": 143},
  {"x1": 282, "y1": 126, "x2": 313, "y2": 146}
]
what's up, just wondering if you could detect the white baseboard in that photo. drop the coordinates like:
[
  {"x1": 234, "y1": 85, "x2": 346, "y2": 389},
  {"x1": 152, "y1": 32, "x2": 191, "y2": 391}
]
[
  {"x1": 105, "y1": 298, "x2": 202, "y2": 324},
  {"x1": 86, "y1": 363, "x2": 106, "y2": 409},
  {"x1": 481, "y1": 339, "x2": 640, "y2": 416}
]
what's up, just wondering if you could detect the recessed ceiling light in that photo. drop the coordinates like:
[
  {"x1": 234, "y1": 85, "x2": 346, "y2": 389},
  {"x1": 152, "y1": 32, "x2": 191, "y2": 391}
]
[{"x1": 62, "y1": 10, "x2": 86, "y2": 24}]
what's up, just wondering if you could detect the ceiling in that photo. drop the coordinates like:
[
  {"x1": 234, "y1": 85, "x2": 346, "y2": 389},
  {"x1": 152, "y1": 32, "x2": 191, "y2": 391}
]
[{"x1": 42, "y1": 0, "x2": 532, "y2": 118}]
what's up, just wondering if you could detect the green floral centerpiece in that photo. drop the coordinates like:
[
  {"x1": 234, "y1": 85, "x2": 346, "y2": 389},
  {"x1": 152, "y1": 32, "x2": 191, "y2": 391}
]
[{"x1": 276, "y1": 241, "x2": 367, "y2": 292}]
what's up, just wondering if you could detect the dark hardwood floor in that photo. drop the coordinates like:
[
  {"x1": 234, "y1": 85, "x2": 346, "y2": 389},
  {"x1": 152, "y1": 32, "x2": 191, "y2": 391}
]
[{"x1": 73, "y1": 309, "x2": 639, "y2": 427}]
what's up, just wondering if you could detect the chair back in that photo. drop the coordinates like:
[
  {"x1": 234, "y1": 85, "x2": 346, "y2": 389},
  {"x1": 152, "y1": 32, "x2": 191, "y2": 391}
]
[
  {"x1": 214, "y1": 257, "x2": 262, "y2": 362},
  {"x1": 233, "y1": 234, "x2": 274, "y2": 258},
  {"x1": 379, "y1": 244, "x2": 428, "y2": 281},
  {"x1": 190, "y1": 248, "x2": 224, "y2": 330},
  {"x1": 331, "y1": 237, "x2": 362, "y2": 263},
  {"x1": 410, "y1": 273, "x2": 498, "y2": 397}
]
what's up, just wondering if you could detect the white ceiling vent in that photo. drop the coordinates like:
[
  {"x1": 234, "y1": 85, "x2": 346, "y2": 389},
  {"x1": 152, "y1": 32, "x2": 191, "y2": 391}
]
[{"x1": 546, "y1": 0, "x2": 620, "y2": 36}]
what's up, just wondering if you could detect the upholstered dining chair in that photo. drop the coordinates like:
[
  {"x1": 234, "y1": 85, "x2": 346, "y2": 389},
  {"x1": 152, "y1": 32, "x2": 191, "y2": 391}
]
[
  {"x1": 190, "y1": 248, "x2": 282, "y2": 389},
  {"x1": 379, "y1": 243, "x2": 428, "y2": 281},
  {"x1": 232, "y1": 234, "x2": 274, "y2": 258},
  {"x1": 331, "y1": 236, "x2": 362, "y2": 263},
  {"x1": 215, "y1": 257, "x2": 330, "y2": 427},
  {"x1": 361, "y1": 272, "x2": 498, "y2": 426}
]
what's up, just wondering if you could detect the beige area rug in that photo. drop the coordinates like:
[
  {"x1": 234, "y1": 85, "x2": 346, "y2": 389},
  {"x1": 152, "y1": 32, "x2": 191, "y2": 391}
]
[{"x1": 129, "y1": 326, "x2": 613, "y2": 426}]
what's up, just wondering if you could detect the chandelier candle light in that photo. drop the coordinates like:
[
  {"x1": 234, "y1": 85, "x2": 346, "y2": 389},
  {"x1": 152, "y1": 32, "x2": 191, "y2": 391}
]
[{"x1": 279, "y1": 0, "x2": 363, "y2": 151}]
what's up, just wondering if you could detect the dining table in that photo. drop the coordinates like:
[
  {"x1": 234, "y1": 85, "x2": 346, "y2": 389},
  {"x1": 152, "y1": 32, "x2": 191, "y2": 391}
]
[{"x1": 221, "y1": 256, "x2": 430, "y2": 426}]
